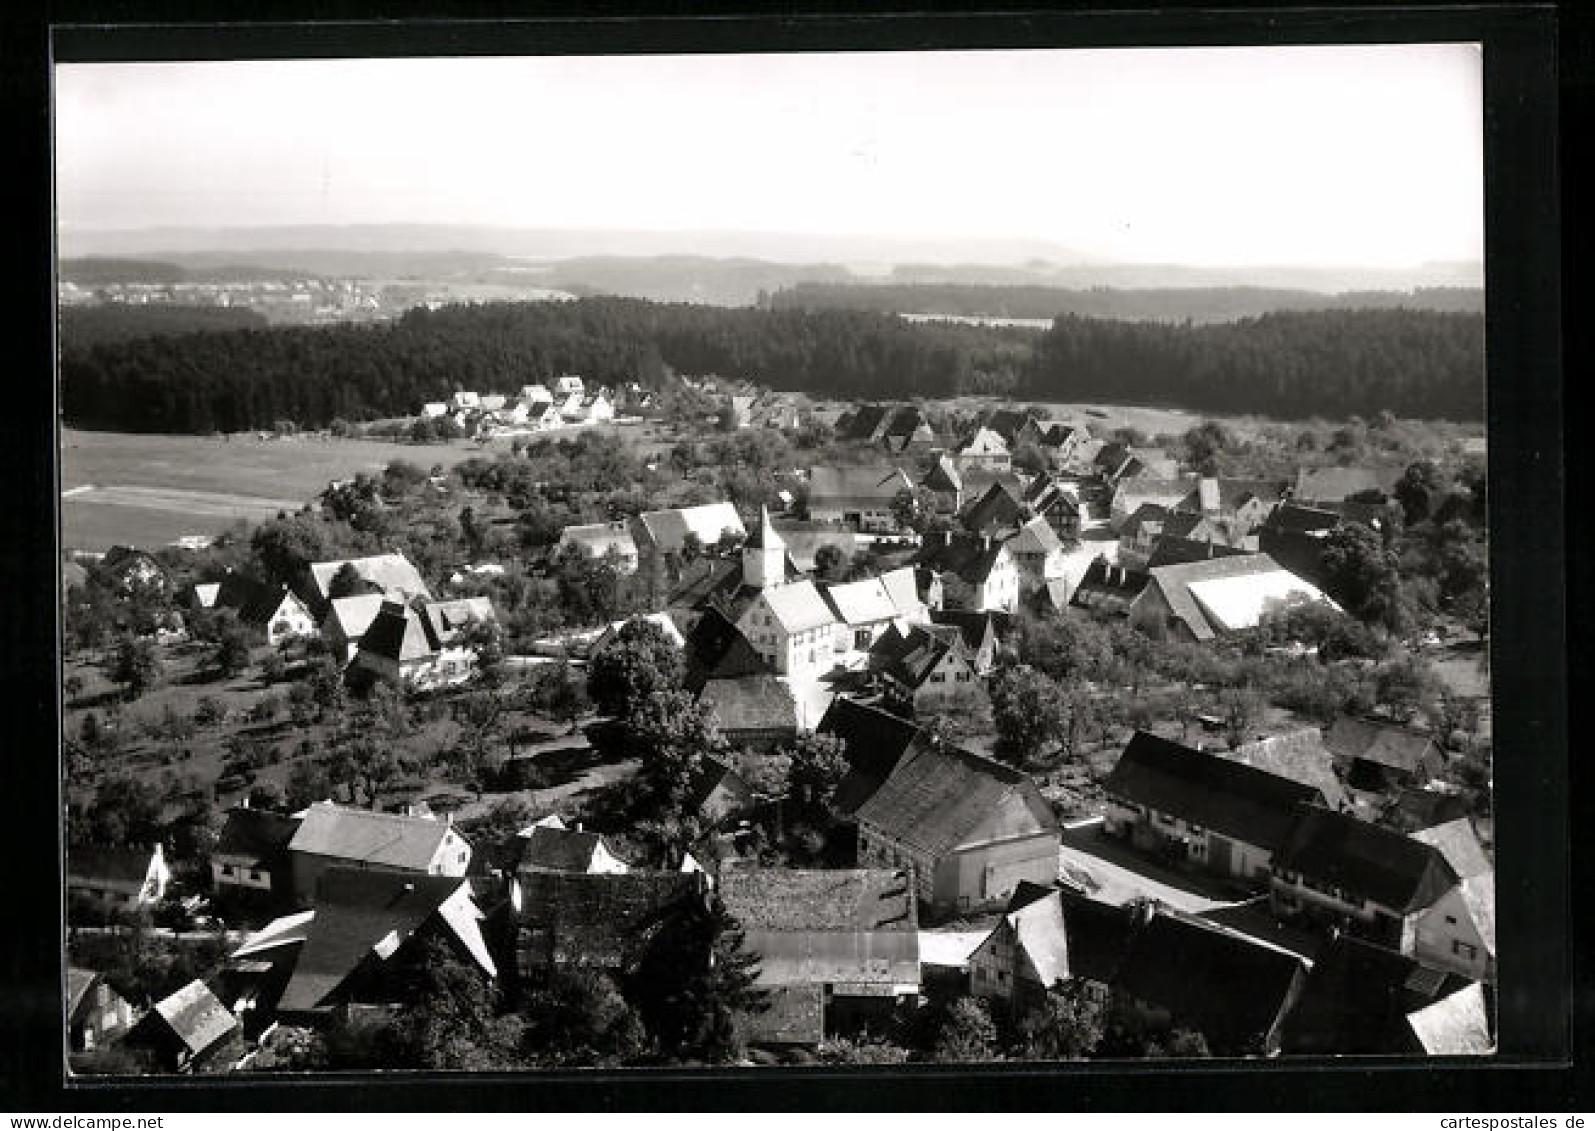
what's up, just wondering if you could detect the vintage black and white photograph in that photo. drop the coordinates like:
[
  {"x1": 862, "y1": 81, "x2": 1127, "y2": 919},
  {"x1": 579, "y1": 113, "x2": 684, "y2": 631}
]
[{"x1": 54, "y1": 42, "x2": 1497, "y2": 1076}]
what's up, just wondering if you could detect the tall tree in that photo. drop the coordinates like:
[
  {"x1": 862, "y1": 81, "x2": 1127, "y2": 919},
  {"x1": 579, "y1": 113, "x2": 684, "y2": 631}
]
[{"x1": 586, "y1": 617, "x2": 685, "y2": 716}]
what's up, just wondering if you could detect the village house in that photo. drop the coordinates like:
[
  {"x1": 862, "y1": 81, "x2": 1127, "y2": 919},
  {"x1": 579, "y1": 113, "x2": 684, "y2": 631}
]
[
  {"x1": 1109, "y1": 905, "x2": 1310, "y2": 1057},
  {"x1": 868, "y1": 623, "x2": 984, "y2": 716},
  {"x1": 959, "y1": 480, "x2": 1030, "y2": 537},
  {"x1": 555, "y1": 520, "x2": 641, "y2": 574},
  {"x1": 522, "y1": 397, "x2": 565, "y2": 432},
  {"x1": 512, "y1": 870, "x2": 709, "y2": 981},
  {"x1": 1025, "y1": 475, "x2": 1089, "y2": 539},
  {"x1": 349, "y1": 596, "x2": 496, "y2": 691},
  {"x1": 1069, "y1": 556, "x2": 1151, "y2": 619},
  {"x1": 928, "y1": 609, "x2": 1007, "y2": 674},
  {"x1": 1324, "y1": 715, "x2": 1449, "y2": 793},
  {"x1": 1102, "y1": 731, "x2": 1330, "y2": 885},
  {"x1": 419, "y1": 401, "x2": 448, "y2": 419},
  {"x1": 306, "y1": 553, "x2": 431, "y2": 610},
  {"x1": 913, "y1": 531, "x2": 1021, "y2": 614},
  {"x1": 816, "y1": 696, "x2": 939, "y2": 816},
  {"x1": 1269, "y1": 804, "x2": 1493, "y2": 982},
  {"x1": 67, "y1": 843, "x2": 171, "y2": 912},
  {"x1": 449, "y1": 391, "x2": 482, "y2": 414},
  {"x1": 730, "y1": 510, "x2": 840, "y2": 679},
  {"x1": 589, "y1": 612, "x2": 686, "y2": 659},
  {"x1": 919, "y1": 453, "x2": 965, "y2": 514},
  {"x1": 855, "y1": 744, "x2": 1061, "y2": 919},
  {"x1": 1280, "y1": 933, "x2": 1490, "y2": 1056},
  {"x1": 126, "y1": 980, "x2": 240, "y2": 1073},
  {"x1": 806, "y1": 465, "x2": 917, "y2": 532},
  {"x1": 553, "y1": 374, "x2": 585, "y2": 397},
  {"x1": 516, "y1": 824, "x2": 630, "y2": 876},
  {"x1": 1003, "y1": 515, "x2": 1070, "y2": 591},
  {"x1": 1128, "y1": 552, "x2": 1338, "y2": 643},
  {"x1": 320, "y1": 593, "x2": 387, "y2": 663},
  {"x1": 698, "y1": 672, "x2": 809, "y2": 750},
  {"x1": 1109, "y1": 476, "x2": 1197, "y2": 529},
  {"x1": 1219, "y1": 728, "x2": 1353, "y2": 813},
  {"x1": 212, "y1": 805, "x2": 301, "y2": 910},
  {"x1": 878, "y1": 405, "x2": 938, "y2": 452},
  {"x1": 630, "y1": 501, "x2": 746, "y2": 558},
  {"x1": 683, "y1": 756, "x2": 759, "y2": 826},
  {"x1": 285, "y1": 802, "x2": 472, "y2": 907},
  {"x1": 950, "y1": 425, "x2": 1012, "y2": 471},
  {"x1": 1039, "y1": 422, "x2": 1088, "y2": 466},
  {"x1": 212, "y1": 573, "x2": 318, "y2": 646},
  {"x1": 821, "y1": 568, "x2": 926, "y2": 658},
  {"x1": 1144, "y1": 534, "x2": 1254, "y2": 570},
  {"x1": 274, "y1": 869, "x2": 497, "y2": 1022},
  {"x1": 67, "y1": 967, "x2": 137, "y2": 1053},
  {"x1": 966, "y1": 882, "x2": 1073, "y2": 1012},
  {"x1": 722, "y1": 866, "x2": 920, "y2": 1047},
  {"x1": 981, "y1": 408, "x2": 1046, "y2": 452}
]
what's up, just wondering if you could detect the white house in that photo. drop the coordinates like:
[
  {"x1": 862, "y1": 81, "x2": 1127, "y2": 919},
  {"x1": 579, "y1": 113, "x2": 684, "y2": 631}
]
[
  {"x1": 285, "y1": 802, "x2": 472, "y2": 907},
  {"x1": 449, "y1": 391, "x2": 482, "y2": 413},
  {"x1": 554, "y1": 374, "x2": 585, "y2": 397},
  {"x1": 420, "y1": 402, "x2": 448, "y2": 419},
  {"x1": 734, "y1": 523, "x2": 839, "y2": 680}
]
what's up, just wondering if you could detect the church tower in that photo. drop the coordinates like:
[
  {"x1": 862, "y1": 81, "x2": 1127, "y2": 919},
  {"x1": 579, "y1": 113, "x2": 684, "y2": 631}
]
[{"x1": 743, "y1": 505, "x2": 786, "y2": 590}]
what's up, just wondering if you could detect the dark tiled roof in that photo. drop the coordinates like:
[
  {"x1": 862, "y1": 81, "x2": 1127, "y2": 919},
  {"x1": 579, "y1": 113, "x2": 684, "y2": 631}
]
[
  {"x1": 1263, "y1": 502, "x2": 1343, "y2": 536},
  {"x1": 1055, "y1": 889, "x2": 1137, "y2": 986},
  {"x1": 518, "y1": 826, "x2": 604, "y2": 873},
  {"x1": 1221, "y1": 729, "x2": 1350, "y2": 812},
  {"x1": 699, "y1": 675, "x2": 801, "y2": 733},
  {"x1": 869, "y1": 624, "x2": 956, "y2": 689},
  {"x1": 68, "y1": 844, "x2": 156, "y2": 885},
  {"x1": 1103, "y1": 731, "x2": 1326, "y2": 853},
  {"x1": 1070, "y1": 557, "x2": 1150, "y2": 613},
  {"x1": 686, "y1": 755, "x2": 755, "y2": 817},
  {"x1": 808, "y1": 465, "x2": 916, "y2": 505},
  {"x1": 357, "y1": 600, "x2": 435, "y2": 663},
  {"x1": 277, "y1": 869, "x2": 471, "y2": 1014},
  {"x1": 683, "y1": 607, "x2": 772, "y2": 690},
  {"x1": 215, "y1": 572, "x2": 298, "y2": 627},
  {"x1": 961, "y1": 482, "x2": 1029, "y2": 535},
  {"x1": 1274, "y1": 805, "x2": 1459, "y2": 912},
  {"x1": 1113, "y1": 911, "x2": 1306, "y2": 1054},
  {"x1": 817, "y1": 697, "x2": 937, "y2": 815},
  {"x1": 913, "y1": 532, "x2": 1008, "y2": 586},
  {"x1": 516, "y1": 871, "x2": 707, "y2": 971},
  {"x1": 982, "y1": 408, "x2": 1039, "y2": 445},
  {"x1": 1145, "y1": 536, "x2": 1250, "y2": 569},
  {"x1": 720, "y1": 867, "x2": 917, "y2": 932},
  {"x1": 929, "y1": 609, "x2": 1008, "y2": 652},
  {"x1": 1325, "y1": 716, "x2": 1444, "y2": 775},
  {"x1": 1294, "y1": 467, "x2": 1390, "y2": 503},
  {"x1": 1280, "y1": 933, "x2": 1472, "y2": 1055},
  {"x1": 855, "y1": 745, "x2": 1057, "y2": 857},
  {"x1": 215, "y1": 808, "x2": 301, "y2": 867}
]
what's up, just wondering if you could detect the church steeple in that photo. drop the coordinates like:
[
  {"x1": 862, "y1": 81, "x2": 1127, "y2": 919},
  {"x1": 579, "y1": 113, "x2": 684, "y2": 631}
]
[{"x1": 743, "y1": 505, "x2": 786, "y2": 589}]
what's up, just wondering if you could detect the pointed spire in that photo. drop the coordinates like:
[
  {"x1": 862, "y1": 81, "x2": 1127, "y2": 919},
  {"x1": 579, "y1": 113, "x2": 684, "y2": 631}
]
[{"x1": 745, "y1": 504, "x2": 784, "y2": 550}]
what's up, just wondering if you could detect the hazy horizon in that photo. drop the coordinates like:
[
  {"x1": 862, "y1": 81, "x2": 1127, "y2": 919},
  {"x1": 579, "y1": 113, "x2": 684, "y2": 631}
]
[{"x1": 55, "y1": 46, "x2": 1484, "y2": 275}]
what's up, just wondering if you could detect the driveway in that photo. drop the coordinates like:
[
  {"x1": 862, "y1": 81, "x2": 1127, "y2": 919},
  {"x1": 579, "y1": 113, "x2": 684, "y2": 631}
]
[{"x1": 1057, "y1": 819, "x2": 1243, "y2": 915}]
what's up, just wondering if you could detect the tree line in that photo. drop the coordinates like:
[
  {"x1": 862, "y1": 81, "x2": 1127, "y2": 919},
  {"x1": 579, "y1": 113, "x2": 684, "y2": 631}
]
[
  {"x1": 768, "y1": 281, "x2": 1485, "y2": 323},
  {"x1": 59, "y1": 297, "x2": 1485, "y2": 433}
]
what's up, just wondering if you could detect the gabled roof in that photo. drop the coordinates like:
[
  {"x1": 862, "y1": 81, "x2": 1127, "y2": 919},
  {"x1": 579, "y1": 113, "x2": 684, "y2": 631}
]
[
  {"x1": 686, "y1": 755, "x2": 755, "y2": 816},
  {"x1": 356, "y1": 600, "x2": 435, "y2": 663},
  {"x1": 1143, "y1": 552, "x2": 1322, "y2": 641},
  {"x1": 324, "y1": 594, "x2": 387, "y2": 640},
  {"x1": 215, "y1": 807, "x2": 301, "y2": 867},
  {"x1": 636, "y1": 502, "x2": 746, "y2": 554},
  {"x1": 277, "y1": 869, "x2": 490, "y2": 1014},
  {"x1": 516, "y1": 871, "x2": 707, "y2": 969},
  {"x1": 1113, "y1": 910, "x2": 1307, "y2": 1053},
  {"x1": 913, "y1": 532, "x2": 1009, "y2": 587},
  {"x1": 878, "y1": 566, "x2": 924, "y2": 616},
  {"x1": 420, "y1": 596, "x2": 496, "y2": 648},
  {"x1": 955, "y1": 425, "x2": 1010, "y2": 455},
  {"x1": 994, "y1": 886, "x2": 1070, "y2": 988},
  {"x1": 1103, "y1": 731, "x2": 1326, "y2": 853},
  {"x1": 1280, "y1": 933, "x2": 1474, "y2": 1055},
  {"x1": 1221, "y1": 729, "x2": 1350, "y2": 812},
  {"x1": 960, "y1": 481, "x2": 1029, "y2": 534},
  {"x1": 929, "y1": 609, "x2": 1005, "y2": 654},
  {"x1": 822, "y1": 577, "x2": 899, "y2": 626},
  {"x1": 560, "y1": 522, "x2": 639, "y2": 559},
  {"x1": 720, "y1": 867, "x2": 918, "y2": 933},
  {"x1": 151, "y1": 979, "x2": 237, "y2": 1057},
  {"x1": 1295, "y1": 467, "x2": 1390, "y2": 503},
  {"x1": 66, "y1": 967, "x2": 102, "y2": 1020},
  {"x1": 743, "y1": 506, "x2": 785, "y2": 551},
  {"x1": 818, "y1": 696, "x2": 937, "y2": 816},
  {"x1": 1145, "y1": 536, "x2": 1251, "y2": 570},
  {"x1": 308, "y1": 554, "x2": 431, "y2": 602},
  {"x1": 870, "y1": 624, "x2": 961, "y2": 690},
  {"x1": 68, "y1": 843, "x2": 157, "y2": 886},
  {"x1": 1407, "y1": 982, "x2": 1494, "y2": 1055},
  {"x1": 1274, "y1": 805, "x2": 1459, "y2": 913},
  {"x1": 1325, "y1": 716, "x2": 1444, "y2": 775},
  {"x1": 1409, "y1": 818, "x2": 1491, "y2": 880},
  {"x1": 683, "y1": 607, "x2": 772, "y2": 690},
  {"x1": 215, "y1": 572, "x2": 304, "y2": 627},
  {"x1": 1112, "y1": 476, "x2": 1194, "y2": 507},
  {"x1": 519, "y1": 826, "x2": 609, "y2": 873},
  {"x1": 699, "y1": 674, "x2": 802, "y2": 733},
  {"x1": 1005, "y1": 515, "x2": 1065, "y2": 556},
  {"x1": 807, "y1": 465, "x2": 916, "y2": 504},
  {"x1": 1070, "y1": 556, "x2": 1150, "y2": 612},
  {"x1": 759, "y1": 580, "x2": 838, "y2": 634},
  {"x1": 920, "y1": 454, "x2": 963, "y2": 495},
  {"x1": 287, "y1": 802, "x2": 459, "y2": 872},
  {"x1": 1262, "y1": 502, "x2": 1343, "y2": 536},
  {"x1": 1055, "y1": 888, "x2": 1137, "y2": 986},
  {"x1": 855, "y1": 745, "x2": 1057, "y2": 857},
  {"x1": 836, "y1": 404, "x2": 893, "y2": 442},
  {"x1": 1459, "y1": 873, "x2": 1496, "y2": 954}
]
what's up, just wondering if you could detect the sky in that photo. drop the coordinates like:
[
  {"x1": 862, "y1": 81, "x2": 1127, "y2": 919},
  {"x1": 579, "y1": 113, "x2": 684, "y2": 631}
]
[{"x1": 53, "y1": 45, "x2": 1484, "y2": 268}]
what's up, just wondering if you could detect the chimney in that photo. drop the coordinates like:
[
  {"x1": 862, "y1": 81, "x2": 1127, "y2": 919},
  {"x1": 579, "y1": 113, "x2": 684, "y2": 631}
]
[{"x1": 574, "y1": 820, "x2": 583, "y2": 832}]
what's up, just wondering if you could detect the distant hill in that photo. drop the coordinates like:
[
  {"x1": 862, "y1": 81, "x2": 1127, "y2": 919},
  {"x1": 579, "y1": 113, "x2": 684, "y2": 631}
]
[
  {"x1": 59, "y1": 257, "x2": 321, "y2": 285},
  {"x1": 770, "y1": 282, "x2": 1486, "y2": 323}
]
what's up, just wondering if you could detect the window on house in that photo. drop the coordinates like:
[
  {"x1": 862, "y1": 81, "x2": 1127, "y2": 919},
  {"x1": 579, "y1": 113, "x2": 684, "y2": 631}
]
[
  {"x1": 220, "y1": 864, "x2": 234, "y2": 876},
  {"x1": 249, "y1": 870, "x2": 262, "y2": 882},
  {"x1": 1445, "y1": 915, "x2": 1458, "y2": 925},
  {"x1": 1453, "y1": 940, "x2": 1477, "y2": 959}
]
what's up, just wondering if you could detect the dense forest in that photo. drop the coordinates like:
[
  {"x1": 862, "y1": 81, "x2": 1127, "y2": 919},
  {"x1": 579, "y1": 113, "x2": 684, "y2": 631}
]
[
  {"x1": 58, "y1": 297, "x2": 1485, "y2": 433},
  {"x1": 768, "y1": 282, "x2": 1486, "y2": 323},
  {"x1": 58, "y1": 304, "x2": 270, "y2": 351}
]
